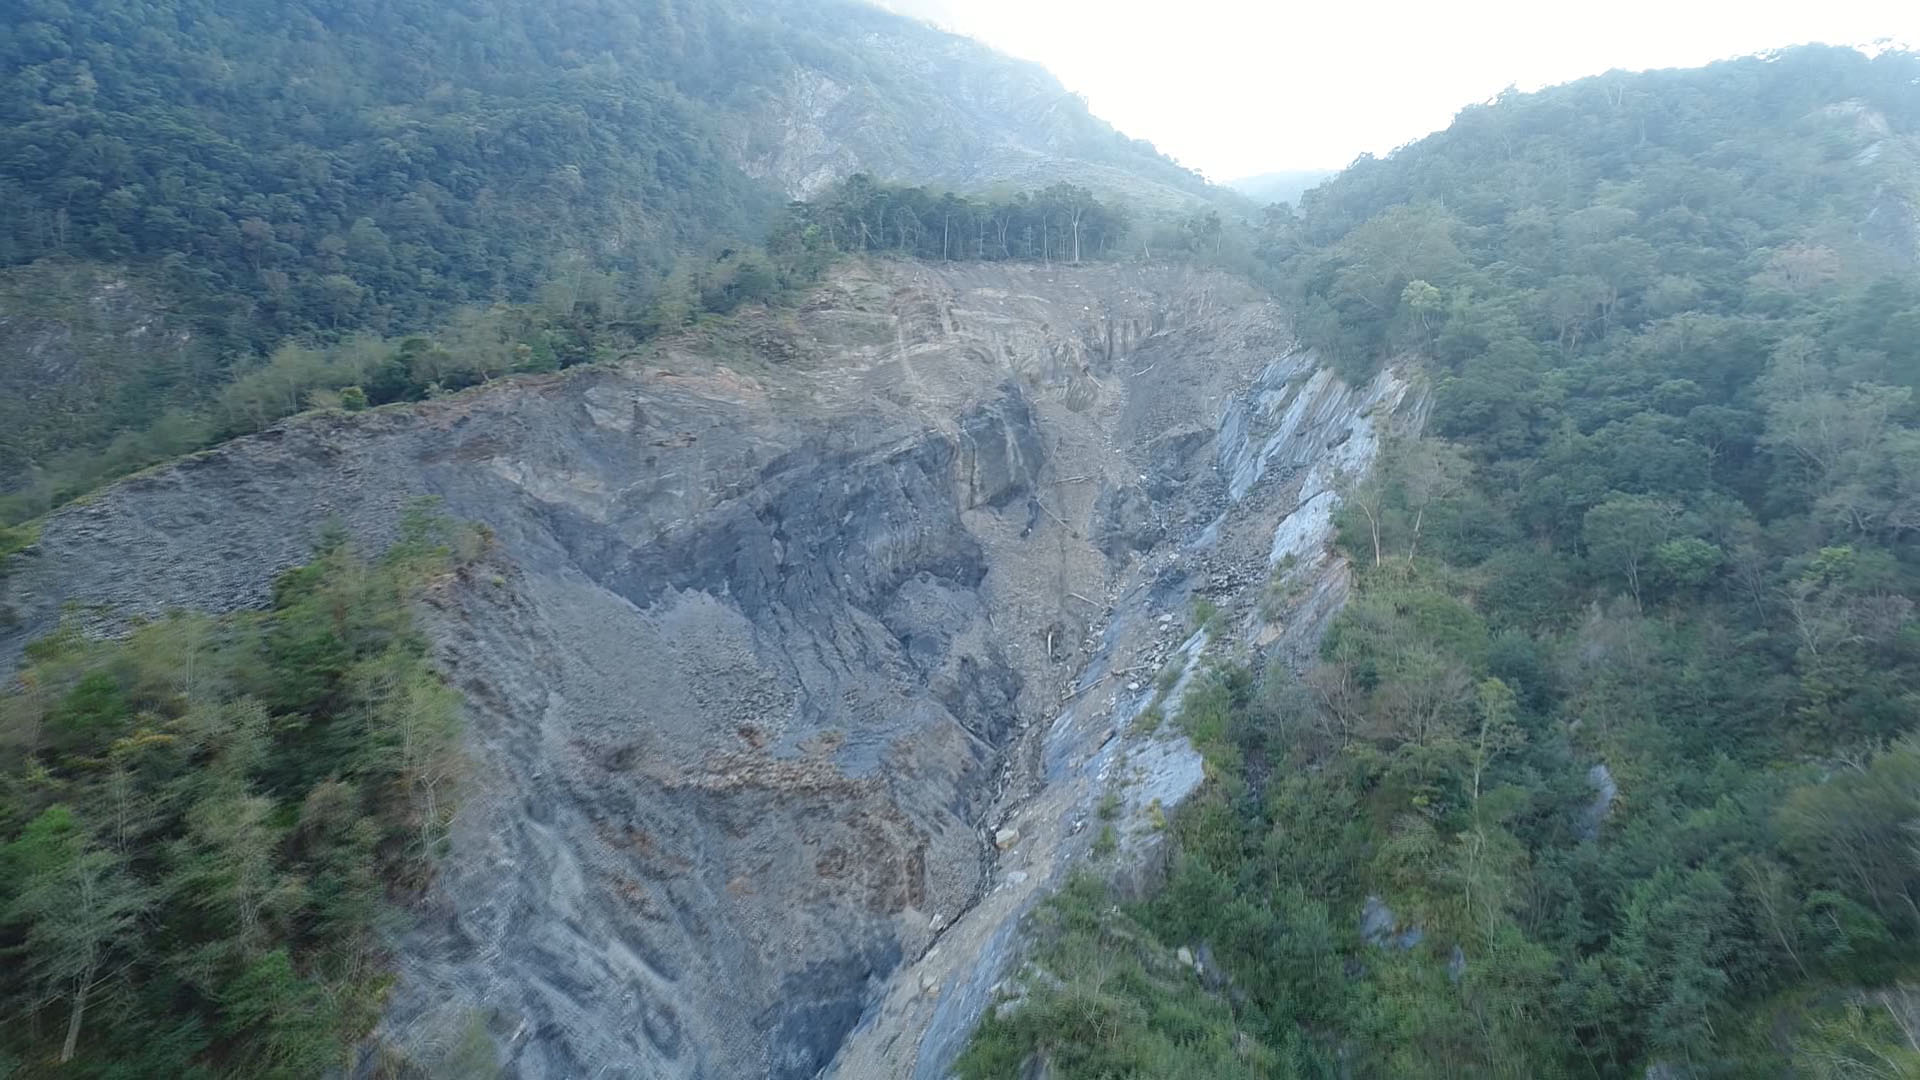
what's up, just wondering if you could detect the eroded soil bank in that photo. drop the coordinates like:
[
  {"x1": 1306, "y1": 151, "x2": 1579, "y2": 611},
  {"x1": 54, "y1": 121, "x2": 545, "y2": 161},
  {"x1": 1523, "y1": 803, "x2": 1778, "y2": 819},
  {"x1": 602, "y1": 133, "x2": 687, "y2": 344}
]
[{"x1": 2, "y1": 260, "x2": 1419, "y2": 1079}]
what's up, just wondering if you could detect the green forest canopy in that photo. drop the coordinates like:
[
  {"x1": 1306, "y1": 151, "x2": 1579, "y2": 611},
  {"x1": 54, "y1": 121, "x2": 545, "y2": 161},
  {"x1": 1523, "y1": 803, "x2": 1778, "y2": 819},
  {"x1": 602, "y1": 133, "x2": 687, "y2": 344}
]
[
  {"x1": 9, "y1": 17, "x2": 1920, "y2": 1073},
  {"x1": 0, "y1": 505, "x2": 484, "y2": 1076},
  {"x1": 0, "y1": 0, "x2": 1213, "y2": 514},
  {"x1": 965, "y1": 43, "x2": 1920, "y2": 1079},
  {"x1": 0, "y1": 174, "x2": 1181, "y2": 534}
]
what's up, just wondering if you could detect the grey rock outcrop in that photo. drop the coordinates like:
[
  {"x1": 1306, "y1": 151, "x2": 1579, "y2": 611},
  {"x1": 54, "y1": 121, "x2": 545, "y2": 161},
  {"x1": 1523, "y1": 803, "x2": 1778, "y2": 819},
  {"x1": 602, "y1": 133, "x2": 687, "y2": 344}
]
[
  {"x1": 830, "y1": 349, "x2": 1425, "y2": 1079},
  {"x1": 1361, "y1": 895, "x2": 1424, "y2": 951},
  {"x1": 958, "y1": 387, "x2": 1046, "y2": 509},
  {"x1": 0, "y1": 265, "x2": 203, "y2": 496},
  {"x1": 2, "y1": 261, "x2": 1313, "y2": 1078},
  {"x1": 1093, "y1": 483, "x2": 1164, "y2": 558},
  {"x1": 730, "y1": 19, "x2": 1215, "y2": 211},
  {"x1": 1581, "y1": 762, "x2": 1620, "y2": 841}
]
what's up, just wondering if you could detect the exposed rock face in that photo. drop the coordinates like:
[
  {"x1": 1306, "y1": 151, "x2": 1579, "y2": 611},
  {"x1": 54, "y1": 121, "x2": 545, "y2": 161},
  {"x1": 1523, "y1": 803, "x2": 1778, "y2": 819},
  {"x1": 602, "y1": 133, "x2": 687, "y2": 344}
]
[
  {"x1": 0, "y1": 263, "x2": 203, "y2": 493},
  {"x1": 1582, "y1": 762, "x2": 1620, "y2": 841},
  {"x1": 1360, "y1": 895, "x2": 1424, "y2": 951},
  {"x1": 1, "y1": 260, "x2": 1418, "y2": 1078},
  {"x1": 958, "y1": 387, "x2": 1046, "y2": 509},
  {"x1": 830, "y1": 344, "x2": 1424, "y2": 1080},
  {"x1": 731, "y1": 27, "x2": 1213, "y2": 210},
  {"x1": 1825, "y1": 100, "x2": 1920, "y2": 268},
  {"x1": 1221, "y1": 354, "x2": 1429, "y2": 660}
]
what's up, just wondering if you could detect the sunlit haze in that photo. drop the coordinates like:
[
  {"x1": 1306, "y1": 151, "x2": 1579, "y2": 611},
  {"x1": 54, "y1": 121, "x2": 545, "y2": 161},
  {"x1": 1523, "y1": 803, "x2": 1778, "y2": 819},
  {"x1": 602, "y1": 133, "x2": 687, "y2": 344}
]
[{"x1": 883, "y1": 0, "x2": 1920, "y2": 181}]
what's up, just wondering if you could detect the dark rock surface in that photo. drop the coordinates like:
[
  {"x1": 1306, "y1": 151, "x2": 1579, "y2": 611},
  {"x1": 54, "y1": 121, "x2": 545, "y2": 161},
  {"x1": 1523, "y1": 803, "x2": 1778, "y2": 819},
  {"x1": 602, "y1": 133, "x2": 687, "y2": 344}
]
[
  {"x1": 3, "y1": 260, "x2": 1298, "y2": 1078},
  {"x1": 958, "y1": 386, "x2": 1046, "y2": 509},
  {"x1": 1093, "y1": 482, "x2": 1163, "y2": 558},
  {"x1": 7, "y1": 359, "x2": 1027, "y2": 1078}
]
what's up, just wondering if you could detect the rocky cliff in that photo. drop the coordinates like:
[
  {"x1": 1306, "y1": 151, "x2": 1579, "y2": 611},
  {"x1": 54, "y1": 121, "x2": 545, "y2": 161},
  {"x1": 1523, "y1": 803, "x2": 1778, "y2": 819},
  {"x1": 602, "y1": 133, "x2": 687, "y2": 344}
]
[
  {"x1": 828, "y1": 300, "x2": 1425, "y2": 1080},
  {"x1": 0, "y1": 260, "x2": 1419, "y2": 1078},
  {"x1": 732, "y1": 21, "x2": 1213, "y2": 210}
]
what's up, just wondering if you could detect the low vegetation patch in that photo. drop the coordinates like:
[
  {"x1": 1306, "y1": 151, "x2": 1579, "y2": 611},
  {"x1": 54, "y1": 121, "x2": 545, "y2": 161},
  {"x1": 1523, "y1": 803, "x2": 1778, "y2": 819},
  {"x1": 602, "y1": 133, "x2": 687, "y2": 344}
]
[{"x1": 0, "y1": 502, "x2": 483, "y2": 1075}]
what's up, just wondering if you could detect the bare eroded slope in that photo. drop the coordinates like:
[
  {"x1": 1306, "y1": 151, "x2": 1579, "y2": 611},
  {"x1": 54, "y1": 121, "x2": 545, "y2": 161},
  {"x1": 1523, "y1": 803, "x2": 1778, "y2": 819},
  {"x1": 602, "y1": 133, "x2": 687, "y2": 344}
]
[{"x1": 0, "y1": 260, "x2": 1420, "y2": 1078}]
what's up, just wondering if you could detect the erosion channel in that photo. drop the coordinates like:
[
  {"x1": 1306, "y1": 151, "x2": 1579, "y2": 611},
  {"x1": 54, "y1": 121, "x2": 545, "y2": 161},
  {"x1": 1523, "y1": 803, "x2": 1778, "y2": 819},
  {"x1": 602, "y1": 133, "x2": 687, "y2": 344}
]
[{"x1": 0, "y1": 260, "x2": 1424, "y2": 1079}]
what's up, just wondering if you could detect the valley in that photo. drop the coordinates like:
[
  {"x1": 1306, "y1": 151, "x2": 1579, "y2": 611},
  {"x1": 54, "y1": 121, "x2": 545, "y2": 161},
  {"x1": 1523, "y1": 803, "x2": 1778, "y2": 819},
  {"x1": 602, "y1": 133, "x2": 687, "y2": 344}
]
[{"x1": 3, "y1": 5, "x2": 1920, "y2": 1078}]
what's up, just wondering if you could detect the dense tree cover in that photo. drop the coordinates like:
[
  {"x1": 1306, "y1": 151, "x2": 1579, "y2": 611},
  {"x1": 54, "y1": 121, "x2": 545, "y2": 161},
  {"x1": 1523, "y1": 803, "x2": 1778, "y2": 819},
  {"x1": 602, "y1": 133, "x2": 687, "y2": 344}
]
[
  {"x1": 768, "y1": 175, "x2": 1133, "y2": 269},
  {"x1": 958, "y1": 872, "x2": 1286, "y2": 1080},
  {"x1": 1227, "y1": 169, "x2": 1336, "y2": 210},
  {"x1": 0, "y1": 505, "x2": 482, "y2": 1076},
  {"x1": 0, "y1": 175, "x2": 1140, "y2": 532},
  {"x1": 1, "y1": 297, "x2": 620, "y2": 527},
  {"x1": 1267, "y1": 44, "x2": 1920, "y2": 383},
  {"x1": 2, "y1": 0, "x2": 782, "y2": 346},
  {"x1": 1, "y1": 0, "x2": 775, "y2": 498},
  {"x1": 967, "y1": 45, "x2": 1920, "y2": 1078},
  {"x1": 1, "y1": 0, "x2": 1212, "y2": 498},
  {"x1": 972, "y1": 650, "x2": 1920, "y2": 1076}
]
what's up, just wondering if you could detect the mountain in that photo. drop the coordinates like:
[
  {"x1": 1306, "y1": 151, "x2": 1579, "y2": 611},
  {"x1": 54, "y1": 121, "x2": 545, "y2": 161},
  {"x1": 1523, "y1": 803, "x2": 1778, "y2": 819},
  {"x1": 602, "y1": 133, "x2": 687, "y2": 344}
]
[
  {"x1": 1227, "y1": 168, "x2": 1336, "y2": 206},
  {"x1": 0, "y1": 255, "x2": 1372, "y2": 1079},
  {"x1": 0, "y1": 0, "x2": 1215, "y2": 513},
  {"x1": 7, "y1": 9, "x2": 1920, "y2": 1080},
  {"x1": 963, "y1": 44, "x2": 1920, "y2": 1078}
]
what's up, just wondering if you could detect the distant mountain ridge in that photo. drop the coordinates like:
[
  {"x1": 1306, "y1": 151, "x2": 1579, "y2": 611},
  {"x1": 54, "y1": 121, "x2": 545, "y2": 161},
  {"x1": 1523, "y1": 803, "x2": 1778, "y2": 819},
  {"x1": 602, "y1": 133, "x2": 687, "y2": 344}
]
[
  {"x1": 0, "y1": 0, "x2": 1216, "y2": 506},
  {"x1": 734, "y1": 0, "x2": 1216, "y2": 205},
  {"x1": 1227, "y1": 169, "x2": 1337, "y2": 206}
]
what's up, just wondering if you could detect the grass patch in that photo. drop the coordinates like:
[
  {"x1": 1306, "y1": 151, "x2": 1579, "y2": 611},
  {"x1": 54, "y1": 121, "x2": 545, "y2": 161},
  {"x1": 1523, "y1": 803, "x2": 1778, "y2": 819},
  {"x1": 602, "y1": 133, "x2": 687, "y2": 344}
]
[
  {"x1": 955, "y1": 874, "x2": 1280, "y2": 1080},
  {"x1": 0, "y1": 501, "x2": 485, "y2": 1073},
  {"x1": 1191, "y1": 596, "x2": 1224, "y2": 636},
  {"x1": 1260, "y1": 558, "x2": 1310, "y2": 620},
  {"x1": 0, "y1": 520, "x2": 38, "y2": 576}
]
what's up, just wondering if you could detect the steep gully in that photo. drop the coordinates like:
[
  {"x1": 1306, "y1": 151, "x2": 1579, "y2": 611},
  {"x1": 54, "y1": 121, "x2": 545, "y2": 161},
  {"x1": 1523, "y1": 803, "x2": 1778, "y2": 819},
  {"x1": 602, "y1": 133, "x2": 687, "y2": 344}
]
[
  {"x1": 832, "y1": 295, "x2": 1425, "y2": 1080},
  {"x1": 0, "y1": 261, "x2": 1423, "y2": 1079}
]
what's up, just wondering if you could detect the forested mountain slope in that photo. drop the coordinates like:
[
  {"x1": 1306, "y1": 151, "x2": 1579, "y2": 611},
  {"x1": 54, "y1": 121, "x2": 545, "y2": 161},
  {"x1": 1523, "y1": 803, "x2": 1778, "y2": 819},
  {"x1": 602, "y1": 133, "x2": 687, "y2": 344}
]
[
  {"x1": 0, "y1": 257, "x2": 1311, "y2": 1079},
  {"x1": 0, "y1": 0, "x2": 1211, "y2": 508},
  {"x1": 1227, "y1": 169, "x2": 1335, "y2": 208},
  {"x1": 964, "y1": 44, "x2": 1920, "y2": 1078},
  {"x1": 10, "y1": 9, "x2": 1920, "y2": 1077}
]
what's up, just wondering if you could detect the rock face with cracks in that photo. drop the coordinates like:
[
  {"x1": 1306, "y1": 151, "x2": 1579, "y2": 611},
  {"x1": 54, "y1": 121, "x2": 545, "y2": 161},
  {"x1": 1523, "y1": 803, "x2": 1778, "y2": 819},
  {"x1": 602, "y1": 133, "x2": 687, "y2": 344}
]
[{"x1": 0, "y1": 260, "x2": 1417, "y2": 1078}]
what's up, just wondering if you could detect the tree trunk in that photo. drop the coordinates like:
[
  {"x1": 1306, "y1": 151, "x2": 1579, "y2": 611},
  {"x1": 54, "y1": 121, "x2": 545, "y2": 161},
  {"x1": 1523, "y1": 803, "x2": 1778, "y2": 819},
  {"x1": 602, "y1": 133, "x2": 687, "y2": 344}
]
[
  {"x1": 61, "y1": 977, "x2": 90, "y2": 1063},
  {"x1": 1358, "y1": 502, "x2": 1383, "y2": 567}
]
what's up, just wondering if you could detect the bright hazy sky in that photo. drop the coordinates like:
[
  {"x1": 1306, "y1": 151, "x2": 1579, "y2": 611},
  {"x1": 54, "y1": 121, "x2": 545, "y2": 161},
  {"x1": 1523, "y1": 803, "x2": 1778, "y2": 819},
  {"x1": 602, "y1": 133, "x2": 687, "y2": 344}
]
[{"x1": 882, "y1": 0, "x2": 1920, "y2": 181}]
